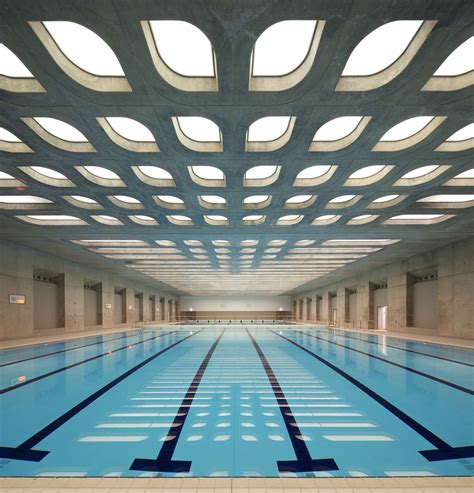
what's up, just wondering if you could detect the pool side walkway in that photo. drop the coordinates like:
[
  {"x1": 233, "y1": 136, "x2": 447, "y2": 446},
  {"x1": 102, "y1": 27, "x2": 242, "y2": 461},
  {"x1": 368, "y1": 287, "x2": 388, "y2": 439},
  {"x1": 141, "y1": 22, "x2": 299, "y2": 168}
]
[{"x1": 1, "y1": 475, "x2": 473, "y2": 492}]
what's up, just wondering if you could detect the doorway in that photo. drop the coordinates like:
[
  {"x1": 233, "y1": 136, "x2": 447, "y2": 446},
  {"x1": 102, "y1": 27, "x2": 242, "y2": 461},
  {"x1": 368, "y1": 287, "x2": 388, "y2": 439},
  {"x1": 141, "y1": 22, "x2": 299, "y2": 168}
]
[
  {"x1": 377, "y1": 305, "x2": 388, "y2": 330},
  {"x1": 332, "y1": 308, "x2": 337, "y2": 324}
]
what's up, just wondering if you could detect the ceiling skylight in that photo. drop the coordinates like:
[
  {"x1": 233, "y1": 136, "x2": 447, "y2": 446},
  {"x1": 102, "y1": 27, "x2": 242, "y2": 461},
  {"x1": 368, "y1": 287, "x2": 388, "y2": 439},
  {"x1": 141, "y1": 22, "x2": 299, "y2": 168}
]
[
  {"x1": 244, "y1": 195, "x2": 270, "y2": 204},
  {"x1": 30, "y1": 166, "x2": 68, "y2": 179},
  {"x1": 148, "y1": 21, "x2": 214, "y2": 76},
  {"x1": 313, "y1": 116, "x2": 363, "y2": 141},
  {"x1": 104, "y1": 117, "x2": 155, "y2": 142},
  {"x1": 42, "y1": 21, "x2": 125, "y2": 76},
  {"x1": 200, "y1": 195, "x2": 226, "y2": 204},
  {"x1": 175, "y1": 117, "x2": 221, "y2": 142},
  {"x1": 245, "y1": 166, "x2": 278, "y2": 180},
  {"x1": 446, "y1": 123, "x2": 474, "y2": 141},
  {"x1": 380, "y1": 116, "x2": 434, "y2": 141},
  {"x1": 69, "y1": 195, "x2": 97, "y2": 203},
  {"x1": 296, "y1": 165, "x2": 331, "y2": 179},
  {"x1": 112, "y1": 195, "x2": 140, "y2": 204},
  {"x1": 0, "y1": 44, "x2": 33, "y2": 77},
  {"x1": 251, "y1": 21, "x2": 317, "y2": 76},
  {"x1": 373, "y1": 194, "x2": 399, "y2": 203},
  {"x1": 83, "y1": 166, "x2": 120, "y2": 179},
  {"x1": 138, "y1": 166, "x2": 173, "y2": 179},
  {"x1": 0, "y1": 172, "x2": 15, "y2": 179},
  {"x1": 0, "y1": 195, "x2": 52, "y2": 204},
  {"x1": 247, "y1": 116, "x2": 292, "y2": 141},
  {"x1": 192, "y1": 166, "x2": 224, "y2": 180},
  {"x1": 0, "y1": 127, "x2": 21, "y2": 142},
  {"x1": 156, "y1": 240, "x2": 176, "y2": 246},
  {"x1": 349, "y1": 165, "x2": 386, "y2": 179},
  {"x1": 330, "y1": 195, "x2": 356, "y2": 203},
  {"x1": 33, "y1": 117, "x2": 88, "y2": 142},
  {"x1": 26, "y1": 214, "x2": 78, "y2": 220},
  {"x1": 433, "y1": 37, "x2": 474, "y2": 76},
  {"x1": 417, "y1": 195, "x2": 474, "y2": 202},
  {"x1": 342, "y1": 21, "x2": 423, "y2": 76},
  {"x1": 402, "y1": 165, "x2": 439, "y2": 179},
  {"x1": 156, "y1": 195, "x2": 184, "y2": 204},
  {"x1": 285, "y1": 195, "x2": 313, "y2": 204}
]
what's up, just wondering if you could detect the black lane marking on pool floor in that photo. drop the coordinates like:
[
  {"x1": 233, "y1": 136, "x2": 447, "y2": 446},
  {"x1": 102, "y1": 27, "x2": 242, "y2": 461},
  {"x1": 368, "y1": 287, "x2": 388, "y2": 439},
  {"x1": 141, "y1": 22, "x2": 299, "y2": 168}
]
[
  {"x1": 247, "y1": 329, "x2": 338, "y2": 473},
  {"x1": 294, "y1": 330, "x2": 473, "y2": 395},
  {"x1": 130, "y1": 329, "x2": 225, "y2": 473},
  {"x1": 305, "y1": 328, "x2": 474, "y2": 368},
  {"x1": 273, "y1": 330, "x2": 474, "y2": 463},
  {"x1": 0, "y1": 330, "x2": 178, "y2": 394},
  {"x1": 0, "y1": 330, "x2": 200, "y2": 462},
  {"x1": 0, "y1": 329, "x2": 155, "y2": 368}
]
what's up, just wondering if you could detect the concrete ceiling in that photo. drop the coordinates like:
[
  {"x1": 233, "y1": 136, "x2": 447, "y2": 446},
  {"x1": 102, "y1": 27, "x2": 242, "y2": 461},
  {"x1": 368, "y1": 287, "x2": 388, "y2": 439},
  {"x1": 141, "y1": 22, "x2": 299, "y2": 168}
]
[{"x1": 0, "y1": 0, "x2": 473, "y2": 296}]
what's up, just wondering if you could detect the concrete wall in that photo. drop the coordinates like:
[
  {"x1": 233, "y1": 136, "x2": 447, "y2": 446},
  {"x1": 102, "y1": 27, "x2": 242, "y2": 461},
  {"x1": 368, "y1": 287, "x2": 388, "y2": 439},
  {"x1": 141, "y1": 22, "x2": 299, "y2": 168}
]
[
  {"x1": 84, "y1": 288, "x2": 99, "y2": 327},
  {"x1": 292, "y1": 237, "x2": 474, "y2": 340},
  {"x1": 180, "y1": 296, "x2": 291, "y2": 312},
  {"x1": 0, "y1": 239, "x2": 178, "y2": 341}
]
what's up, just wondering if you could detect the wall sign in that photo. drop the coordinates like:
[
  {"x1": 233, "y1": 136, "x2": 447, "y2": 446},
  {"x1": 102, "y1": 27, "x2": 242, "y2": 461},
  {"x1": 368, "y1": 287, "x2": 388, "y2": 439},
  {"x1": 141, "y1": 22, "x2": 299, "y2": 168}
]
[
  {"x1": 9, "y1": 294, "x2": 26, "y2": 305},
  {"x1": 105, "y1": 303, "x2": 112, "y2": 309}
]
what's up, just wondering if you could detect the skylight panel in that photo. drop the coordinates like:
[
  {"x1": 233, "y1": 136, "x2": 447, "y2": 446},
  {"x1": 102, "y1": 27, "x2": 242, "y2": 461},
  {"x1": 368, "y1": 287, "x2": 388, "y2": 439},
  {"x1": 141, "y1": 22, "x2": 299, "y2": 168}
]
[
  {"x1": 26, "y1": 214, "x2": 78, "y2": 220},
  {"x1": 313, "y1": 116, "x2": 363, "y2": 141},
  {"x1": 148, "y1": 21, "x2": 214, "y2": 76},
  {"x1": 42, "y1": 21, "x2": 125, "y2": 76},
  {"x1": 245, "y1": 166, "x2": 278, "y2": 180},
  {"x1": 380, "y1": 116, "x2": 434, "y2": 141},
  {"x1": 373, "y1": 195, "x2": 399, "y2": 203},
  {"x1": 70, "y1": 195, "x2": 97, "y2": 203},
  {"x1": 138, "y1": 166, "x2": 173, "y2": 179},
  {"x1": 205, "y1": 215, "x2": 227, "y2": 221},
  {"x1": 244, "y1": 195, "x2": 270, "y2": 204},
  {"x1": 200, "y1": 195, "x2": 226, "y2": 204},
  {"x1": 0, "y1": 195, "x2": 52, "y2": 203},
  {"x1": 176, "y1": 117, "x2": 221, "y2": 142},
  {"x1": 30, "y1": 166, "x2": 67, "y2": 179},
  {"x1": 454, "y1": 169, "x2": 474, "y2": 178},
  {"x1": 314, "y1": 214, "x2": 336, "y2": 220},
  {"x1": 285, "y1": 195, "x2": 312, "y2": 203},
  {"x1": 242, "y1": 214, "x2": 264, "y2": 221},
  {"x1": 433, "y1": 37, "x2": 474, "y2": 76},
  {"x1": 168, "y1": 215, "x2": 192, "y2": 221},
  {"x1": 105, "y1": 117, "x2": 155, "y2": 142},
  {"x1": 156, "y1": 240, "x2": 176, "y2": 246},
  {"x1": 33, "y1": 117, "x2": 88, "y2": 142},
  {"x1": 157, "y1": 195, "x2": 184, "y2": 204},
  {"x1": 446, "y1": 123, "x2": 474, "y2": 141},
  {"x1": 192, "y1": 166, "x2": 224, "y2": 180},
  {"x1": 83, "y1": 166, "x2": 120, "y2": 179},
  {"x1": 184, "y1": 240, "x2": 203, "y2": 246},
  {"x1": 342, "y1": 21, "x2": 423, "y2": 76},
  {"x1": 402, "y1": 165, "x2": 439, "y2": 178},
  {"x1": 390, "y1": 214, "x2": 443, "y2": 219},
  {"x1": 0, "y1": 172, "x2": 15, "y2": 179},
  {"x1": 296, "y1": 165, "x2": 331, "y2": 179},
  {"x1": 113, "y1": 195, "x2": 140, "y2": 204},
  {"x1": 0, "y1": 127, "x2": 21, "y2": 142},
  {"x1": 349, "y1": 165, "x2": 385, "y2": 179},
  {"x1": 417, "y1": 194, "x2": 474, "y2": 202},
  {"x1": 330, "y1": 195, "x2": 356, "y2": 203},
  {"x1": 247, "y1": 116, "x2": 291, "y2": 141},
  {"x1": 0, "y1": 44, "x2": 34, "y2": 77},
  {"x1": 132, "y1": 215, "x2": 154, "y2": 221},
  {"x1": 252, "y1": 21, "x2": 317, "y2": 76}
]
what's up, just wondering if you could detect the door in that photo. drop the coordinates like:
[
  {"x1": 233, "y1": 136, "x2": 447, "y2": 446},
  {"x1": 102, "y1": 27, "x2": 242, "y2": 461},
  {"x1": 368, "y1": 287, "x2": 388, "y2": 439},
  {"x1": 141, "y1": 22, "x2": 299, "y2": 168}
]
[
  {"x1": 377, "y1": 305, "x2": 388, "y2": 330},
  {"x1": 332, "y1": 308, "x2": 337, "y2": 324}
]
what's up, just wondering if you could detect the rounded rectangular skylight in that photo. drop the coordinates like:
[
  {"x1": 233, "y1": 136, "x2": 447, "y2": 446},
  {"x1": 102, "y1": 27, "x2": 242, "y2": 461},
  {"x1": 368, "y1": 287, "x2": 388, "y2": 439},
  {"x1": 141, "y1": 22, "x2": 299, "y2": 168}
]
[
  {"x1": 0, "y1": 43, "x2": 34, "y2": 77},
  {"x1": 30, "y1": 166, "x2": 68, "y2": 179},
  {"x1": 247, "y1": 116, "x2": 291, "y2": 142},
  {"x1": 33, "y1": 117, "x2": 88, "y2": 142},
  {"x1": 0, "y1": 195, "x2": 52, "y2": 203},
  {"x1": 176, "y1": 117, "x2": 221, "y2": 142},
  {"x1": 380, "y1": 116, "x2": 434, "y2": 141}
]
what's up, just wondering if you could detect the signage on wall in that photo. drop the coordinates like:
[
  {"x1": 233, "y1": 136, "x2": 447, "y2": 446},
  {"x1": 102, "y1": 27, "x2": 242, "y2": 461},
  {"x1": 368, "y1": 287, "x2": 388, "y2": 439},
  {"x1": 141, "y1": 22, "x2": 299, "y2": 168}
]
[
  {"x1": 105, "y1": 303, "x2": 112, "y2": 309},
  {"x1": 9, "y1": 294, "x2": 26, "y2": 304}
]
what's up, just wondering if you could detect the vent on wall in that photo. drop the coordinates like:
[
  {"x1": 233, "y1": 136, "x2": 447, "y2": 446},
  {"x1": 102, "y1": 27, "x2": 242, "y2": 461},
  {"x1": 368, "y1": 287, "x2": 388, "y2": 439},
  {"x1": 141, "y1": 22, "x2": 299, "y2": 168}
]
[
  {"x1": 415, "y1": 273, "x2": 438, "y2": 282},
  {"x1": 33, "y1": 274, "x2": 56, "y2": 283},
  {"x1": 373, "y1": 282, "x2": 387, "y2": 289}
]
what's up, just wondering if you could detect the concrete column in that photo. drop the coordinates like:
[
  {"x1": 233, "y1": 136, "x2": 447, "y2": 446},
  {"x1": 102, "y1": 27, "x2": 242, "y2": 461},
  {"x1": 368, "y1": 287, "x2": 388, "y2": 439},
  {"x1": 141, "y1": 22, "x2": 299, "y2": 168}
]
[
  {"x1": 101, "y1": 280, "x2": 115, "y2": 328},
  {"x1": 387, "y1": 270, "x2": 415, "y2": 332},
  {"x1": 357, "y1": 282, "x2": 375, "y2": 330},
  {"x1": 322, "y1": 292, "x2": 330, "y2": 322},
  {"x1": 62, "y1": 270, "x2": 84, "y2": 332},
  {"x1": 124, "y1": 288, "x2": 135, "y2": 324},
  {"x1": 336, "y1": 287, "x2": 348, "y2": 324},
  {"x1": 302, "y1": 298, "x2": 307, "y2": 321}
]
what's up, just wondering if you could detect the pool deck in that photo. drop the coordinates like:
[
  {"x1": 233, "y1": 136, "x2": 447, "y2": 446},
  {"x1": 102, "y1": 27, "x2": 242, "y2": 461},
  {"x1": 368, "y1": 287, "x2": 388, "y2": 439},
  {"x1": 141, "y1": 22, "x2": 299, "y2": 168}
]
[
  {"x1": 2, "y1": 322, "x2": 473, "y2": 350},
  {"x1": 1, "y1": 475, "x2": 473, "y2": 492}
]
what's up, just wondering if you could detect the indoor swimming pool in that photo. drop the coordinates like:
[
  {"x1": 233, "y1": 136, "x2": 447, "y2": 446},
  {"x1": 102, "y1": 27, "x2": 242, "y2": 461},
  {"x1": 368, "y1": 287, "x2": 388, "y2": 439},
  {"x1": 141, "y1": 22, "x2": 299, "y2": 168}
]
[{"x1": 0, "y1": 325, "x2": 473, "y2": 478}]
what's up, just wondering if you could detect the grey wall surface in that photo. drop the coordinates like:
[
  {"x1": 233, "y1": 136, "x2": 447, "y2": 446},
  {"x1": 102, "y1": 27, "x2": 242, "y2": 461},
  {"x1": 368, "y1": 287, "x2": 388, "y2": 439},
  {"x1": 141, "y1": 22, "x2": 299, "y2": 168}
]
[
  {"x1": 33, "y1": 280, "x2": 60, "y2": 330},
  {"x1": 180, "y1": 296, "x2": 291, "y2": 312},
  {"x1": 413, "y1": 280, "x2": 438, "y2": 330}
]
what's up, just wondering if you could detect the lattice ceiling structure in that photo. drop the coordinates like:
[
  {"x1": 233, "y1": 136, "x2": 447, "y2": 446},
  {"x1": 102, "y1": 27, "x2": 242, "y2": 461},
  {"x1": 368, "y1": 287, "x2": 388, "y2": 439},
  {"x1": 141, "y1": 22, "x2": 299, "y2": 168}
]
[{"x1": 0, "y1": 0, "x2": 473, "y2": 296}]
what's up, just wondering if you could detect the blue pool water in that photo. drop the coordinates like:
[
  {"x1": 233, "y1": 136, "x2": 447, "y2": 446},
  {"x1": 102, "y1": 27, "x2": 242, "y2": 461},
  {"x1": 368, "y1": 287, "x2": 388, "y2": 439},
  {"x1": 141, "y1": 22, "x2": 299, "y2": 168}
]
[{"x1": 0, "y1": 325, "x2": 473, "y2": 477}]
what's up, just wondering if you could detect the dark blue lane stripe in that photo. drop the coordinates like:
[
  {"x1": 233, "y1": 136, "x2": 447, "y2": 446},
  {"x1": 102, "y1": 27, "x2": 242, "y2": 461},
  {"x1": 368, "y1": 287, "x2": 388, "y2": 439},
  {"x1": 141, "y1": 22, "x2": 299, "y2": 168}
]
[
  {"x1": 294, "y1": 330, "x2": 473, "y2": 395},
  {"x1": 311, "y1": 328, "x2": 473, "y2": 368},
  {"x1": 0, "y1": 330, "x2": 200, "y2": 462},
  {"x1": 0, "y1": 329, "x2": 154, "y2": 368},
  {"x1": 0, "y1": 330, "x2": 178, "y2": 394},
  {"x1": 130, "y1": 330, "x2": 225, "y2": 473},
  {"x1": 272, "y1": 330, "x2": 474, "y2": 463},
  {"x1": 247, "y1": 329, "x2": 338, "y2": 473}
]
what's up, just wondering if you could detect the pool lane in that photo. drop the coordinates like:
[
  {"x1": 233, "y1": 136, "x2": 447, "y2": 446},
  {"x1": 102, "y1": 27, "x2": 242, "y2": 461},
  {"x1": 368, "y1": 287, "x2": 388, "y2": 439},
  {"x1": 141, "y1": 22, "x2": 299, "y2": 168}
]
[
  {"x1": 0, "y1": 330, "x2": 178, "y2": 394},
  {"x1": 273, "y1": 329, "x2": 474, "y2": 463},
  {"x1": 0, "y1": 329, "x2": 153, "y2": 367},
  {"x1": 0, "y1": 330, "x2": 200, "y2": 463},
  {"x1": 292, "y1": 330, "x2": 473, "y2": 395}
]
